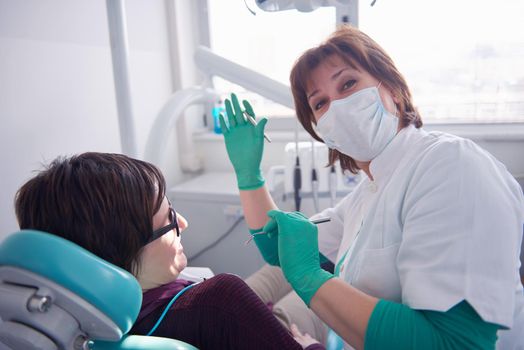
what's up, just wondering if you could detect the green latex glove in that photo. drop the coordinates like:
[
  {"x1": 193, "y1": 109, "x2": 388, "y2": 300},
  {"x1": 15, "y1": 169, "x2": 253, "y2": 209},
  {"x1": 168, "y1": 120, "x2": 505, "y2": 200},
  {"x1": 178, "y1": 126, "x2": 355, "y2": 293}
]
[
  {"x1": 219, "y1": 93, "x2": 267, "y2": 191},
  {"x1": 266, "y1": 210, "x2": 334, "y2": 306},
  {"x1": 256, "y1": 218, "x2": 331, "y2": 268},
  {"x1": 250, "y1": 223, "x2": 279, "y2": 266}
]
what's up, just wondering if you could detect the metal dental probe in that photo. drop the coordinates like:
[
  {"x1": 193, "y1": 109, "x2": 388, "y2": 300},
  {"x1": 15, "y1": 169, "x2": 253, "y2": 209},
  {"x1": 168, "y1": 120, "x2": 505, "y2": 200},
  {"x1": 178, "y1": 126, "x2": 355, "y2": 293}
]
[
  {"x1": 243, "y1": 110, "x2": 272, "y2": 143},
  {"x1": 244, "y1": 217, "x2": 331, "y2": 245}
]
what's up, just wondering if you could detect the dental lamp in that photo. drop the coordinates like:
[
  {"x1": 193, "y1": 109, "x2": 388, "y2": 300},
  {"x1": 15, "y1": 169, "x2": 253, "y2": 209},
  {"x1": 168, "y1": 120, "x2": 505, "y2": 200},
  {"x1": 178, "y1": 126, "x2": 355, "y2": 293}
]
[
  {"x1": 254, "y1": 0, "x2": 358, "y2": 26},
  {"x1": 255, "y1": 0, "x2": 351, "y2": 13}
]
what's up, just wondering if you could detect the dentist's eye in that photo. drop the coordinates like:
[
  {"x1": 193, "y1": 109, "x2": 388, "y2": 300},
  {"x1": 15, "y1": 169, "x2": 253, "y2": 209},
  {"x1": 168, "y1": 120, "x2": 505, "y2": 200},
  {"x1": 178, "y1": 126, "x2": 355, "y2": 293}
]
[
  {"x1": 342, "y1": 80, "x2": 356, "y2": 90},
  {"x1": 313, "y1": 100, "x2": 326, "y2": 111}
]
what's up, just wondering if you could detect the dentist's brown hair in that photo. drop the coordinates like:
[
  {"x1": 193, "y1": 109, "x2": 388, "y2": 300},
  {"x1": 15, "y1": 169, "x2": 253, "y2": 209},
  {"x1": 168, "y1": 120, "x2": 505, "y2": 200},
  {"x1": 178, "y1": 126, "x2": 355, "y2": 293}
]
[{"x1": 290, "y1": 25, "x2": 422, "y2": 173}]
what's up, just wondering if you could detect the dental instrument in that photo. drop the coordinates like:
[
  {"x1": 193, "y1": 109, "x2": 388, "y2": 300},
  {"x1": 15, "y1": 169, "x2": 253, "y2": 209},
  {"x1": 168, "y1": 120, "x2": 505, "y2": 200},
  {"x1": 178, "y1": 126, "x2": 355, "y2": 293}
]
[
  {"x1": 244, "y1": 217, "x2": 331, "y2": 245},
  {"x1": 329, "y1": 165, "x2": 337, "y2": 207},
  {"x1": 243, "y1": 110, "x2": 272, "y2": 142},
  {"x1": 294, "y1": 121, "x2": 302, "y2": 211},
  {"x1": 311, "y1": 139, "x2": 320, "y2": 212}
]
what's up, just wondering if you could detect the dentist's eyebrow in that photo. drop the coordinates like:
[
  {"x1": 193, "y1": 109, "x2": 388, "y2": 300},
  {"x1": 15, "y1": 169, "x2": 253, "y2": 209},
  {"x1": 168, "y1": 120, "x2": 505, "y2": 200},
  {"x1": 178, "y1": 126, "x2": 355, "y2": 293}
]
[
  {"x1": 307, "y1": 67, "x2": 351, "y2": 101},
  {"x1": 331, "y1": 67, "x2": 349, "y2": 80}
]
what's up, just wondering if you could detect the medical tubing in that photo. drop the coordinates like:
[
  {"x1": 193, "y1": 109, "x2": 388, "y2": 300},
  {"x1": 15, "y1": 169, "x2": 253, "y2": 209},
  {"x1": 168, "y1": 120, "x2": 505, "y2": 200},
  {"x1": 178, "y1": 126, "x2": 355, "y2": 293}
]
[
  {"x1": 187, "y1": 216, "x2": 244, "y2": 261},
  {"x1": 146, "y1": 282, "x2": 201, "y2": 336},
  {"x1": 294, "y1": 156, "x2": 302, "y2": 211}
]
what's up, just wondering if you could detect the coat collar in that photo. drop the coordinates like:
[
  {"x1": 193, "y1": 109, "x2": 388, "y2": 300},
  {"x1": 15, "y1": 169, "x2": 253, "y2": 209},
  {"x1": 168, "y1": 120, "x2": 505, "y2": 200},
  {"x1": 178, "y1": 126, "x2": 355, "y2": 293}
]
[{"x1": 368, "y1": 124, "x2": 426, "y2": 187}]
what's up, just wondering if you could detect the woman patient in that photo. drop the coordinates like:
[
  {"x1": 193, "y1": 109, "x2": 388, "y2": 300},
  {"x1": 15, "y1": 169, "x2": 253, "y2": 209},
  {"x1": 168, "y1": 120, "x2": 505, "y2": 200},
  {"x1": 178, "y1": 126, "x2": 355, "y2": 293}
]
[{"x1": 14, "y1": 152, "x2": 309, "y2": 350}]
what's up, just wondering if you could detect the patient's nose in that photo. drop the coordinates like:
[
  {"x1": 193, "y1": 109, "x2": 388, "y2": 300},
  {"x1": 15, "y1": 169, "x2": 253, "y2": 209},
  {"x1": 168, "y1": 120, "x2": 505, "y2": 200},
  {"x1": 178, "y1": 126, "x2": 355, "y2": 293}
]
[{"x1": 176, "y1": 213, "x2": 188, "y2": 232}]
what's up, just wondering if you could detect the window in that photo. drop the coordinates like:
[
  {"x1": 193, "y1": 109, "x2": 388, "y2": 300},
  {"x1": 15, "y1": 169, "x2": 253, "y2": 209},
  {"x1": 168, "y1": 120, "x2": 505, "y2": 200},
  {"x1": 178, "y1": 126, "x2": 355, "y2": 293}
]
[
  {"x1": 207, "y1": 0, "x2": 524, "y2": 123},
  {"x1": 359, "y1": 0, "x2": 524, "y2": 123},
  {"x1": 207, "y1": 0, "x2": 335, "y2": 117}
]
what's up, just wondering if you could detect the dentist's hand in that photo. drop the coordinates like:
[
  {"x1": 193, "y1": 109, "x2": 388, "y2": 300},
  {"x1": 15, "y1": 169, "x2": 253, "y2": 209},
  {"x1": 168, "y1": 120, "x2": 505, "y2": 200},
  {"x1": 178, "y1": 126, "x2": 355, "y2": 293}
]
[
  {"x1": 220, "y1": 93, "x2": 267, "y2": 191},
  {"x1": 267, "y1": 210, "x2": 334, "y2": 306},
  {"x1": 250, "y1": 219, "x2": 279, "y2": 266},
  {"x1": 258, "y1": 215, "x2": 332, "y2": 269}
]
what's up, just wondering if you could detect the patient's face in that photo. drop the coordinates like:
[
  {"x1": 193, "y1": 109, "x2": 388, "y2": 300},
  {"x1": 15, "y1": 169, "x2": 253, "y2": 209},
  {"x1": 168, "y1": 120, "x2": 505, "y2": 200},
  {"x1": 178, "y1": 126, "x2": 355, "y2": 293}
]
[{"x1": 137, "y1": 197, "x2": 188, "y2": 290}]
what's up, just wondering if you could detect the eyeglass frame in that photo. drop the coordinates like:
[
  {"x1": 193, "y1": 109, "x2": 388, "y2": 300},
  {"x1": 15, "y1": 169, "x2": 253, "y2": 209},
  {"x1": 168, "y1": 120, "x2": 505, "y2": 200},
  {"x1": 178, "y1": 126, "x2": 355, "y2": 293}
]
[{"x1": 147, "y1": 201, "x2": 180, "y2": 244}]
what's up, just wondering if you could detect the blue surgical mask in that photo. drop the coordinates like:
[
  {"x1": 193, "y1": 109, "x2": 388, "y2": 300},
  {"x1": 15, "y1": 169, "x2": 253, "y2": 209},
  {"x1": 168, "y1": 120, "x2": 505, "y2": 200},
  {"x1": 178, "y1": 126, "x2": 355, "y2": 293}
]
[{"x1": 315, "y1": 84, "x2": 399, "y2": 162}]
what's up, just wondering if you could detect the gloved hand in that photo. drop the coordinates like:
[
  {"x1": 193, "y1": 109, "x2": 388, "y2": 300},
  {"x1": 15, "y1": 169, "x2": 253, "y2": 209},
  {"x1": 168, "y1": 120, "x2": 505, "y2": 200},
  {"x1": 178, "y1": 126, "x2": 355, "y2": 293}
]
[
  {"x1": 219, "y1": 93, "x2": 267, "y2": 190},
  {"x1": 266, "y1": 210, "x2": 334, "y2": 306},
  {"x1": 250, "y1": 220, "x2": 279, "y2": 266},
  {"x1": 254, "y1": 218, "x2": 331, "y2": 268}
]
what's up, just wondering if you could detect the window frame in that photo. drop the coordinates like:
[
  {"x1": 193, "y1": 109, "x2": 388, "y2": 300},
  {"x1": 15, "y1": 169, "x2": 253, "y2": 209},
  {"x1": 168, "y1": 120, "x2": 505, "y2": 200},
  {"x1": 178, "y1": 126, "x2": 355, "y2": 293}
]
[{"x1": 199, "y1": 0, "x2": 524, "y2": 133}]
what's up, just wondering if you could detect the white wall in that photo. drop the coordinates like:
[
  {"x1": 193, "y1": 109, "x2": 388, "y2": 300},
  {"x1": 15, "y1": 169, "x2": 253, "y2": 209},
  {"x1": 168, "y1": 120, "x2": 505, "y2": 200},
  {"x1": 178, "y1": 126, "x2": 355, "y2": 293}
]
[{"x1": 0, "y1": 0, "x2": 178, "y2": 239}]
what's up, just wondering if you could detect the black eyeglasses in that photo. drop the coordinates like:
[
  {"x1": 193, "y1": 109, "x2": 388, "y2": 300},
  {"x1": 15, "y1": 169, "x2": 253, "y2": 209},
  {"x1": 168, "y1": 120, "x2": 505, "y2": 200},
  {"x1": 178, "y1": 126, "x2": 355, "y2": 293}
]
[{"x1": 147, "y1": 202, "x2": 180, "y2": 244}]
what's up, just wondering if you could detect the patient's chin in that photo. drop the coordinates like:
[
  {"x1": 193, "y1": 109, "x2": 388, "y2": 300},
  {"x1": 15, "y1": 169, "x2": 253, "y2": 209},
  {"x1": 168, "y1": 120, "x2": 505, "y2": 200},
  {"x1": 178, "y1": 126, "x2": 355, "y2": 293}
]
[{"x1": 173, "y1": 253, "x2": 187, "y2": 273}]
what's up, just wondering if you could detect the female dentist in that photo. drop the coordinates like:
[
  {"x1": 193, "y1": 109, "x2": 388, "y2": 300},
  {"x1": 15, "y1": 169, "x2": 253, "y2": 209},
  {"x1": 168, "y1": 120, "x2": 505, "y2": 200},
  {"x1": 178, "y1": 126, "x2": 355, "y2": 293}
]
[{"x1": 220, "y1": 25, "x2": 524, "y2": 350}]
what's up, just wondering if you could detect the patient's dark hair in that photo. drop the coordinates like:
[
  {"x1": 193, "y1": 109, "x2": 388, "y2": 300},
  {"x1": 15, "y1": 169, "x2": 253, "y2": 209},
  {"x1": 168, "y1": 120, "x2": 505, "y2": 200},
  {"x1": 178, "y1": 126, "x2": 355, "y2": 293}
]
[{"x1": 15, "y1": 152, "x2": 166, "y2": 275}]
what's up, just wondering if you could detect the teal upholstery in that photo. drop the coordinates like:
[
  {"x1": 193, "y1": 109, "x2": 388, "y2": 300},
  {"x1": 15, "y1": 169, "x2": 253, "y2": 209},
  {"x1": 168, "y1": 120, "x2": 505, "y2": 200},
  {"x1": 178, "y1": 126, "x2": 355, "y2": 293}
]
[
  {"x1": 0, "y1": 230, "x2": 198, "y2": 349},
  {"x1": 0, "y1": 230, "x2": 141, "y2": 334},
  {"x1": 93, "y1": 335, "x2": 197, "y2": 350},
  {"x1": 326, "y1": 329, "x2": 344, "y2": 350}
]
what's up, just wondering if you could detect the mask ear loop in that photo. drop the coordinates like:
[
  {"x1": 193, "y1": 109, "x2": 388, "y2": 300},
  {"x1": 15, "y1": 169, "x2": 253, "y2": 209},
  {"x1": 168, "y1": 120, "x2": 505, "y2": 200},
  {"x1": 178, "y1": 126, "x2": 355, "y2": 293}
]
[
  {"x1": 394, "y1": 103, "x2": 398, "y2": 117},
  {"x1": 377, "y1": 81, "x2": 398, "y2": 117}
]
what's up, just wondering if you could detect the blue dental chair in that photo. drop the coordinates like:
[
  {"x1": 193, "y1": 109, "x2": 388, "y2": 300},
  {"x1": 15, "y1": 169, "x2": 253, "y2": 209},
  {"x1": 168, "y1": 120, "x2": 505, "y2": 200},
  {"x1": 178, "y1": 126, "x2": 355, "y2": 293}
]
[{"x1": 0, "y1": 230, "x2": 197, "y2": 350}]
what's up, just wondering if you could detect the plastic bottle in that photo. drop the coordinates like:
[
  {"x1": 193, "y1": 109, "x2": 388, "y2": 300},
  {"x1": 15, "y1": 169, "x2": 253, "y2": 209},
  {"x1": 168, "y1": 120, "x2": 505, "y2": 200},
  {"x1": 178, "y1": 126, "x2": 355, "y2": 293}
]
[{"x1": 212, "y1": 99, "x2": 225, "y2": 134}]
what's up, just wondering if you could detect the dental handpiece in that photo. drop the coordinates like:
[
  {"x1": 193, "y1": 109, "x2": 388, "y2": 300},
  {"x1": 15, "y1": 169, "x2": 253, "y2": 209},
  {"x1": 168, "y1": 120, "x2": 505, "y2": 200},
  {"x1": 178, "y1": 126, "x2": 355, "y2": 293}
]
[
  {"x1": 329, "y1": 165, "x2": 337, "y2": 207},
  {"x1": 244, "y1": 217, "x2": 331, "y2": 245},
  {"x1": 243, "y1": 111, "x2": 272, "y2": 142},
  {"x1": 311, "y1": 140, "x2": 319, "y2": 212},
  {"x1": 294, "y1": 156, "x2": 302, "y2": 211},
  {"x1": 311, "y1": 167, "x2": 319, "y2": 212}
]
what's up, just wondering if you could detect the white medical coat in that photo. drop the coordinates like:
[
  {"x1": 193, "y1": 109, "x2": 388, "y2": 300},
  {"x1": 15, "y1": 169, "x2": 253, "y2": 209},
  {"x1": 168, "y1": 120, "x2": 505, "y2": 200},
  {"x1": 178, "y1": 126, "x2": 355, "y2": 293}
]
[{"x1": 313, "y1": 125, "x2": 524, "y2": 349}]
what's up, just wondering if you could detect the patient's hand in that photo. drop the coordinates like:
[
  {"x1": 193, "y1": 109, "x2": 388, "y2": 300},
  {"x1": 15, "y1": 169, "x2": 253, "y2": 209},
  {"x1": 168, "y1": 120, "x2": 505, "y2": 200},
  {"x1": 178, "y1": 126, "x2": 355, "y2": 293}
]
[{"x1": 290, "y1": 323, "x2": 321, "y2": 349}]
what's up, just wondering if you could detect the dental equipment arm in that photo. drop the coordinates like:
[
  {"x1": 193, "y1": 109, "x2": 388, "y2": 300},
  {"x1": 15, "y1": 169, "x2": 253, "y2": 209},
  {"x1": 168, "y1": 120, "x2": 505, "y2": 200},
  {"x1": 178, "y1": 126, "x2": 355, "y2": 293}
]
[
  {"x1": 194, "y1": 46, "x2": 294, "y2": 109},
  {"x1": 144, "y1": 87, "x2": 219, "y2": 169}
]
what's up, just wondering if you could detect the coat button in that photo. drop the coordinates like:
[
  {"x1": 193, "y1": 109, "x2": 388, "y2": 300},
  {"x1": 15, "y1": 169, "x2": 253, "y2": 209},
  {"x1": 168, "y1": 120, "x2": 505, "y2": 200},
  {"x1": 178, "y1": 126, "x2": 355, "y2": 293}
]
[{"x1": 368, "y1": 182, "x2": 378, "y2": 193}]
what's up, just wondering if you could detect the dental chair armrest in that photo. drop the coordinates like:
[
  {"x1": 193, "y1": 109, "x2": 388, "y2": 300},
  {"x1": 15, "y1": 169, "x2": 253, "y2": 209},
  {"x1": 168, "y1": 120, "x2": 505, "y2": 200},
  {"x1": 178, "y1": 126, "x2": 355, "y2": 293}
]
[{"x1": 93, "y1": 335, "x2": 198, "y2": 350}]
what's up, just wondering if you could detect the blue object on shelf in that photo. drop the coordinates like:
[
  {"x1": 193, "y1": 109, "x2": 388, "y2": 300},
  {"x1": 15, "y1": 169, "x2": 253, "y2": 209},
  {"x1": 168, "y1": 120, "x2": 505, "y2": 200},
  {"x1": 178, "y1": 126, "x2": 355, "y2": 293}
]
[{"x1": 212, "y1": 104, "x2": 225, "y2": 134}]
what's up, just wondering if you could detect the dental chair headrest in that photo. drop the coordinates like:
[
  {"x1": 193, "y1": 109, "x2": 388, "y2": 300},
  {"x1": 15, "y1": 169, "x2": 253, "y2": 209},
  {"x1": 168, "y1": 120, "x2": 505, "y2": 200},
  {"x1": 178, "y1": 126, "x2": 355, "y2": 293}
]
[{"x1": 0, "y1": 230, "x2": 142, "y2": 335}]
